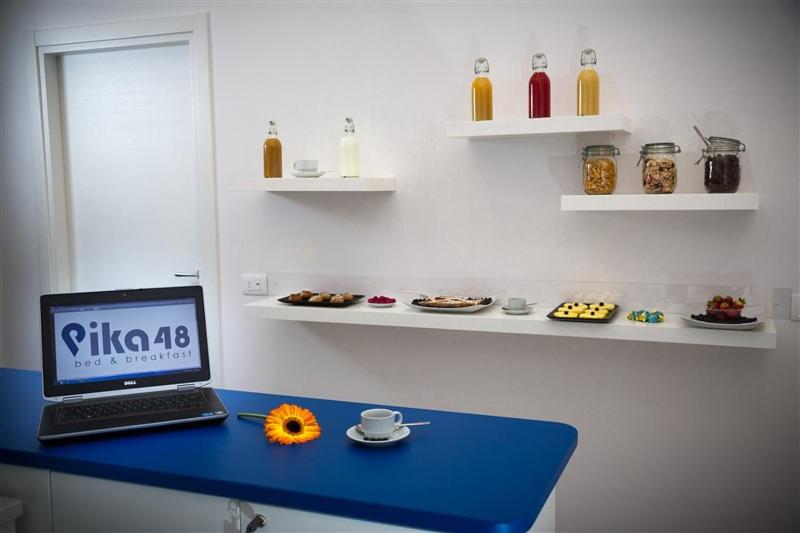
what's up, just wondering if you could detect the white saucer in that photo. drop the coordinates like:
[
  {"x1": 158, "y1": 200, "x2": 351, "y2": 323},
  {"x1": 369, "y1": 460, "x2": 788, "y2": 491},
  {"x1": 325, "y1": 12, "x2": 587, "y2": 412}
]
[
  {"x1": 346, "y1": 425, "x2": 411, "y2": 447},
  {"x1": 502, "y1": 306, "x2": 532, "y2": 315},
  {"x1": 368, "y1": 302, "x2": 396, "y2": 308},
  {"x1": 291, "y1": 170, "x2": 329, "y2": 178}
]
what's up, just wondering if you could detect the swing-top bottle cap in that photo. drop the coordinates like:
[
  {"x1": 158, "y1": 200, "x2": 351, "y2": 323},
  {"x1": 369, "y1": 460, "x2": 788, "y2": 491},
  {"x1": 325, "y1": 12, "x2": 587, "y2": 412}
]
[
  {"x1": 344, "y1": 117, "x2": 355, "y2": 133},
  {"x1": 474, "y1": 57, "x2": 490, "y2": 74},
  {"x1": 268, "y1": 120, "x2": 278, "y2": 135},
  {"x1": 532, "y1": 53, "x2": 548, "y2": 70},
  {"x1": 580, "y1": 49, "x2": 597, "y2": 66}
]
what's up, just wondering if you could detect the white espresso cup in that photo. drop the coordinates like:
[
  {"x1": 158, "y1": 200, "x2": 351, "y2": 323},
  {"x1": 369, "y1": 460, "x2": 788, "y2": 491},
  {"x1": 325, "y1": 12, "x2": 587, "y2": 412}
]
[
  {"x1": 507, "y1": 297, "x2": 527, "y2": 310},
  {"x1": 293, "y1": 159, "x2": 318, "y2": 171},
  {"x1": 360, "y1": 408, "x2": 402, "y2": 438}
]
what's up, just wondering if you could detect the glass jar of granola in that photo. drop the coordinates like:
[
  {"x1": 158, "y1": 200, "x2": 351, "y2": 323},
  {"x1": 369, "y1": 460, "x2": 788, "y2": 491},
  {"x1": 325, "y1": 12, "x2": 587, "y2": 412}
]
[
  {"x1": 638, "y1": 142, "x2": 681, "y2": 194},
  {"x1": 582, "y1": 145, "x2": 619, "y2": 194}
]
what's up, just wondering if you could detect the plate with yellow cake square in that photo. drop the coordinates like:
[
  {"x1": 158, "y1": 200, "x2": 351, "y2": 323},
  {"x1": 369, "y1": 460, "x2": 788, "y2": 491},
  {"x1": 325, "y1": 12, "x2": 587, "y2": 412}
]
[{"x1": 547, "y1": 301, "x2": 618, "y2": 323}]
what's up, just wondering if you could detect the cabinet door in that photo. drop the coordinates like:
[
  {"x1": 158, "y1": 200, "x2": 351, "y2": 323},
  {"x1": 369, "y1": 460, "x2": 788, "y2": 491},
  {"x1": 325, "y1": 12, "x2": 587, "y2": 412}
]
[
  {"x1": 241, "y1": 489, "x2": 555, "y2": 533},
  {"x1": 240, "y1": 501, "x2": 415, "y2": 532},
  {"x1": 51, "y1": 472, "x2": 239, "y2": 533},
  {"x1": 0, "y1": 463, "x2": 52, "y2": 533}
]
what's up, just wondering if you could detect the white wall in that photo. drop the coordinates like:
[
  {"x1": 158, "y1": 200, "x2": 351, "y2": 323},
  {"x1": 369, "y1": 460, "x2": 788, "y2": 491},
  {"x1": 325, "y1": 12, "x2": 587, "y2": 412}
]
[{"x1": 1, "y1": 1, "x2": 799, "y2": 531}]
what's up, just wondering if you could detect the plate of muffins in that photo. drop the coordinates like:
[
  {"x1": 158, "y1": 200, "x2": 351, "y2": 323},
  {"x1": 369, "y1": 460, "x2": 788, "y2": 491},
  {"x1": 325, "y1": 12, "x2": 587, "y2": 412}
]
[{"x1": 279, "y1": 290, "x2": 364, "y2": 307}]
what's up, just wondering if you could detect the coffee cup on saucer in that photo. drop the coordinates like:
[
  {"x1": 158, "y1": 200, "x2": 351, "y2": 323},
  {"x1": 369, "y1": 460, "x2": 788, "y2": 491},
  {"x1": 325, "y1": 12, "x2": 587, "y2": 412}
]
[
  {"x1": 360, "y1": 408, "x2": 402, "y2": 439},
  {"x1": 503, "y1": 297, "x2": 534, "y2": 315},
  {"x1": 293, "y1": 159, "x2": 318, "y2": 172}
]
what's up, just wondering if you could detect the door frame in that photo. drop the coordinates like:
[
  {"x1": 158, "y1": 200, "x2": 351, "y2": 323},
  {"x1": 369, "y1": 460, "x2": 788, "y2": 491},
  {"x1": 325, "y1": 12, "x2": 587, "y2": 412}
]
[{"x1": 30, "y1": 14, "x2": 223, "y2": 384}]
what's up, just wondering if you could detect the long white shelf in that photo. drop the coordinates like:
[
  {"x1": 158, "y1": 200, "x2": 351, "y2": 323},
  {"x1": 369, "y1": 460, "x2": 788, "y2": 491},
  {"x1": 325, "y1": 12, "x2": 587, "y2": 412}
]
[
  {"x1": 445, "y1": 114, "x2": 632, "y2": 139},
  {"x1": 244, "y1": 297, "x2": 776, "y2": 349},
  {"x1": 561, "y1": 193, "x2": 759, "y2": 211},
  {"x1": 232, "y1": 177, "x2": 396, "y2": 192}
]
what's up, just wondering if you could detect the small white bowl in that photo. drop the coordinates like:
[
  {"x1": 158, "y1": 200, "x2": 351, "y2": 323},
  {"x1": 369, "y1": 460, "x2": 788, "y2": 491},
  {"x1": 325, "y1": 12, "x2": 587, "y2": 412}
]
[{"x1": 368, "y1": 301, "x2": 396, "y2": 308}]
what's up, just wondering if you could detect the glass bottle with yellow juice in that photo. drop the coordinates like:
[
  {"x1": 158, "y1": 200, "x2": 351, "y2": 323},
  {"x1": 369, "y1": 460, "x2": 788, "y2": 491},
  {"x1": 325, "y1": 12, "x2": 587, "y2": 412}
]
[
  {"x1": 471, "y1": 57, "x2": 492, "y2": 121},
  {"x1": 263, "y1": 120, "x2": 282, "y2": 178},
  {"x1": 577, "y1": 49, "x2": 599, "y2": 116}
]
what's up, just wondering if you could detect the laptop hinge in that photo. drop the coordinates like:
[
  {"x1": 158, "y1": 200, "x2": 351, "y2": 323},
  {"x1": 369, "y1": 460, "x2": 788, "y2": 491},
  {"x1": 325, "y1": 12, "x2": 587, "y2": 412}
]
[
  {"x1": 63, "y1": 395, "x2": 83, "y2": 404},
  {"x1": 177, "y1": 384, "x2": 196, "y2": 392}
]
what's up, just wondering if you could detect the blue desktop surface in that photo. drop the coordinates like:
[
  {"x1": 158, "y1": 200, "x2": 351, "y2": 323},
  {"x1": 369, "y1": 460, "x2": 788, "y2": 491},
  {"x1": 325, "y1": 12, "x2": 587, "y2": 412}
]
[{"x1": 0, "y1": 368, "x2": 577, "y2": 532}]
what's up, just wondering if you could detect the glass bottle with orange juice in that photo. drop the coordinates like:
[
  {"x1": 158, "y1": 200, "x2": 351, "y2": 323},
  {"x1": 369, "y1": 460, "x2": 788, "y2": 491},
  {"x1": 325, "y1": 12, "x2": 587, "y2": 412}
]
[
  {"x1": 263, "y1": 120, "x2": 282, "y2": 178},
  {"x1": 471, "y1": 57, "x2": 492, "y2": 121},
  {"x1": 577, "y1": 49, "x2": 599, "y2": 116}
]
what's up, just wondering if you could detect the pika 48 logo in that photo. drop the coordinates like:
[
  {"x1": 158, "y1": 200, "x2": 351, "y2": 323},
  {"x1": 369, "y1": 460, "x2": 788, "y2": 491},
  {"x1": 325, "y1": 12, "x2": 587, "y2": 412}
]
[
  {"x1": 60, "y1": 321, "x2": 193, "y2": 369},
  {"x1": 62, "y1": 321, "x2": 190, "y2": 356}
]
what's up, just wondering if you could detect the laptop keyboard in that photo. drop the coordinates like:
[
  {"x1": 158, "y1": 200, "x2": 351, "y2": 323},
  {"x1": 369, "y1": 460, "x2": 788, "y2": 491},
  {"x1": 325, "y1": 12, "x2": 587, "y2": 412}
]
[{"x1": 57, "y1": 391, "x2": 209, "y2": 424}]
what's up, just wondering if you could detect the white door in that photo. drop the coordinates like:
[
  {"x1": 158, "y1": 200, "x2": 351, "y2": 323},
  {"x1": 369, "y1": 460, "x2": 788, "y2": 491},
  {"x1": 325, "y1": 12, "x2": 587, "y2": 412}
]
[
  {"x1": 59, "y1": 43, "x2": 199, "y2": 291},
  {"x1": 35, "y1": 15, "x2": 222, "y2": 383}
]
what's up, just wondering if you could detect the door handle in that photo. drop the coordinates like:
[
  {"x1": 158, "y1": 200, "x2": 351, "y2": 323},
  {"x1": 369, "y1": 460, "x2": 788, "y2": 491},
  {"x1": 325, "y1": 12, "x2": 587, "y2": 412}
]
[
  {"x1": 245, "y1": 514, "x2": 268, "y2": 532},
  {"x1": 173, "y1": 270, "x2": 200, "y2": 279}
]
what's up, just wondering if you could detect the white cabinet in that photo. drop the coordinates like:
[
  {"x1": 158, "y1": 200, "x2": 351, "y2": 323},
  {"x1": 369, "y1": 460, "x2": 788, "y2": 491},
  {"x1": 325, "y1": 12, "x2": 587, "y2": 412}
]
[
  {"x1": 1, "y1": 464, "x2": 556, "y2": 532},
  {"x1": 239, "y1": 490, "x2": 554, "y2": 532},
  {"x1": 0, "y1": 464, "x2": 51, "y2": 533},
  {"x1": 240, "y1": 500, "x2": 413, "y2": 532},
  {"x1": 50, "y1": 472, "x2": 238, "y2": 533}
]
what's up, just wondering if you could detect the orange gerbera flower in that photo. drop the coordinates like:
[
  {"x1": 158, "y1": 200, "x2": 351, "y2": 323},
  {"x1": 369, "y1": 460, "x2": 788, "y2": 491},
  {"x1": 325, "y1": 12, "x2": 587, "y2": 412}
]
[
  {"x1": 237, "y1": 404, "x2": 321, "y2": 445},
  {"x1": 263, "y1": 403, "x2": 321, "y2": 445}
]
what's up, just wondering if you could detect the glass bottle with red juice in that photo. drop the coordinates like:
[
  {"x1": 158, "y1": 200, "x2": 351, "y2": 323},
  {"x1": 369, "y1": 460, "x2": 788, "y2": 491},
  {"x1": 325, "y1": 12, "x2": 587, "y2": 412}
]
[{"x1": 528, "y1": 53, "x2": 550, "y2": 118}]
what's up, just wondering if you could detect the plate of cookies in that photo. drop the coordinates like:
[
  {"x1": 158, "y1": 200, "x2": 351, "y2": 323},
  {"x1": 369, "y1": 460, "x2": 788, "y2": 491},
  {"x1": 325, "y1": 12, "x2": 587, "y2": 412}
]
[
  {"x1": 405, "y1": 295, "x2": 495, "y2": 313},
  {"x1": 547, "y1": 301, "x2": 618, "y2": 323},
  {"x1": 279, "y1": 291, "x2": 364, "y2": 307}
]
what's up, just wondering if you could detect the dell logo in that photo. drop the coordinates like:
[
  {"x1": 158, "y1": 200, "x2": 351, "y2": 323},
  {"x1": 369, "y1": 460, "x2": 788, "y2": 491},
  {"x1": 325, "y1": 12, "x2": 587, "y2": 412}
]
[{"x1": 123, "y1": 380, "x2": 137, "y2": 386}]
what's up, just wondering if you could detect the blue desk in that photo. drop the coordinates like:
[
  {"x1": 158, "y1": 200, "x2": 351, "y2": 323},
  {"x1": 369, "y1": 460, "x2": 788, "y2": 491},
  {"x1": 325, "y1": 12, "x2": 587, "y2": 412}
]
[{"x1": 0, "y1": 369, "x2": 576, "y2": 532}]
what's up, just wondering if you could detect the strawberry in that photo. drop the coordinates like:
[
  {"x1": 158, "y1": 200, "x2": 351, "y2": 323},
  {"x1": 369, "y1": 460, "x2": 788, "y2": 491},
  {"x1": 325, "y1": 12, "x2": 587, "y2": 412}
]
[
  {"x1": 712, "y1": 295, "x2": 723, "y2": 304},
  {"x1": 719, "y1": 302, "x2": 731, "y2": 310}
]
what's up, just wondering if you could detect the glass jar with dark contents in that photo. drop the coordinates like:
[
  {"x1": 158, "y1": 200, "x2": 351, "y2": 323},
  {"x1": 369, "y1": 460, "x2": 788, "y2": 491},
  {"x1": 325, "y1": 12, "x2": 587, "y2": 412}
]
[{"x1": 696, "y1": 136, "x2": 745, "y2": 193}]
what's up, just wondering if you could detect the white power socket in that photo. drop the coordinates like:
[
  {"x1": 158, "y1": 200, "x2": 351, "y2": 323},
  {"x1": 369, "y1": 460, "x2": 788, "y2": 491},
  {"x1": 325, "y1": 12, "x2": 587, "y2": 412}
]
[{"x1": 242, "y1": 273, "x2": 268, "y2": 296}]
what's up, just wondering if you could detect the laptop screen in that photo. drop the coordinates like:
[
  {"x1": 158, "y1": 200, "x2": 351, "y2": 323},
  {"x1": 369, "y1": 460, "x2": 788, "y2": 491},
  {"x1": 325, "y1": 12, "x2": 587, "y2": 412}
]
[
  {"x1": 41, "y1": 286, "x2": 211, "y2": 399},
  {"x1": 52, "y1": 298, "x2": 202, "y2": 385}
]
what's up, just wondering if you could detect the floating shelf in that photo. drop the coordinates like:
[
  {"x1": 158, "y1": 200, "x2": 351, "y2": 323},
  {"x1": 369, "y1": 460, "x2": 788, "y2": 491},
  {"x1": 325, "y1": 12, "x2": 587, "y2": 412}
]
[
  {"x1": 232, "y1": 177, "x2": 396, "y2": 192},
  {"x1": 445, "y1": 114, "x2": 632, "y2": 139},
  {"x1": 561, "y1": 193, "x2": 759, "y2": 211},
  {"x1": 244, "y1": 297, "x2": 776, "y2": 349}
]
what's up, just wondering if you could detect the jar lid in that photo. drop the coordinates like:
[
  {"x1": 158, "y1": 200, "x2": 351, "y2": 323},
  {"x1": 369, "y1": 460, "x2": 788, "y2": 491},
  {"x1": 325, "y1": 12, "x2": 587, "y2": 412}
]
[
  {"x1": 582, "y1": 144, "x2": 619, "y2": 156},
  {"x1": 707, "y1": 136, "x2": 745, "y2": 152},
  {"x1": 641, "y1": 142, "x2": 681, "y2": 154}
]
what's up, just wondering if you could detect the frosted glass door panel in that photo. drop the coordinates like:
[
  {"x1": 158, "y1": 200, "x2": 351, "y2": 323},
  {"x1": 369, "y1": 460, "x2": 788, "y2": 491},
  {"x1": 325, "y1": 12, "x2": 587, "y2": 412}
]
[{"x1": 59, "y1": 43, "x2": 198, "y2": 291}]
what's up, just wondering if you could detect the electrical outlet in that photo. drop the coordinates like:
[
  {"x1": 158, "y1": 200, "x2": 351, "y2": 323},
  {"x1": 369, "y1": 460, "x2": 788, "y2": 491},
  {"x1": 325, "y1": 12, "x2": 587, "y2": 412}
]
[
  {"x1": 242, "y1": 273, "x2": 268, "y2": 296},
  {"x1": 792, "y1": 293, "x2": 800, "y2": 321}
]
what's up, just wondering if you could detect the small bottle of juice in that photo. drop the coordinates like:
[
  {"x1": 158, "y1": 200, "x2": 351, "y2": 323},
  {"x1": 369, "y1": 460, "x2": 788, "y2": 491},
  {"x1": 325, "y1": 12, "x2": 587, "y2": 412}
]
[
  {"x1": 528, "y1": 53, "x2": 551, "y2": 118},
  {"x1": 339, "y1": 117, "x2": 359, "y2": 178},
  {"x1": 263, "y1": 120, "x2": 282, "y2": 178},
  {"x1": 577, "y1": 48, "x2": 599, "y2": 116},
  {"x1": 471, "y1": 57, "x2": 492, "y2": 121}
]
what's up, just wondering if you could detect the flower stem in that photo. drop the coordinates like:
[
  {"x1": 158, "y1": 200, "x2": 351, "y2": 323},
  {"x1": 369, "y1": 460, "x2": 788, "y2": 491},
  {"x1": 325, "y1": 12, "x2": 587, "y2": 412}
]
[{"x1": 237, "y1": 412, "x2": 267, "y2": 420}]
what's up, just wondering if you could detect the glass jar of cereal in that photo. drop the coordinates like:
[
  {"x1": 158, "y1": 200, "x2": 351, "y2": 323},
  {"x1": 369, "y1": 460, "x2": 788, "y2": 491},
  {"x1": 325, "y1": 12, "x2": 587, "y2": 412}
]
[
  {"x1": 638, "y1": 142, "x2": 681, "y2": 194},
  {"x1": 582, "y1": 145, "x2": 619, "y2": 194}
]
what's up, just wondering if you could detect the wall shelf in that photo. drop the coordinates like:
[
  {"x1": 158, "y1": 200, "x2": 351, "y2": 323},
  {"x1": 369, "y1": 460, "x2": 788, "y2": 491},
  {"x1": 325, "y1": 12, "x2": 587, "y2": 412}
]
[
  {"x1": 244, "y1": 297, "x2": 776, "y2": 349},
  {"x1": 232, "y1": 177, "x2": 396, "y2": 192},
  {"x1": 561, "y1": 193, "x2": 759, "y2": 211},
  {"x1": 445, "y1": 114, "x2": 632, "y2": 139}
]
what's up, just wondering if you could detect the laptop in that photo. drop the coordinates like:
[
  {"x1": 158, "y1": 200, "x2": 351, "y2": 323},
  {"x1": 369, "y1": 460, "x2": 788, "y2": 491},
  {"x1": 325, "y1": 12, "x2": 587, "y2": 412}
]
[{"x1": 37, "y1": 286, "x2": 228, "y2": 441}]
